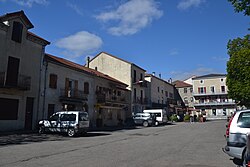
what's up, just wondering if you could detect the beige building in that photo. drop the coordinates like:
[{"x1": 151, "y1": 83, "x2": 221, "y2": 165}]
[
  {"x1": 87, "y1": 52, "x2": 147, "y2": 114},
  {"x1": 192, "y1": 74, "x2": 236, "y2": 118},
  {"x1": 0, "y1": 11, "x2": 50, "y2": 131},
  {"x1": 43, "y1": 54, "x2": 130, "y2": 127},
  {"x1": 145, "y1": 74, "x2": 176, "y2": 113}
]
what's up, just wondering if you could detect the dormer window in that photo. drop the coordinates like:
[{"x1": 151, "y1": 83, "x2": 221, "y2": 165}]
[{"x1": 11, "y1": 21, "x2": 23, "y2": 43}]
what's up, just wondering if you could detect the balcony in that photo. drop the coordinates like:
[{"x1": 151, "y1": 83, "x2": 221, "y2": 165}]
[
  {"x1": 132, "y1": 80, "x2": 147, "y2": 87},
  {"x1": 193, "y1": 92, "x2": 227, "y2": 97},
  {"x1": 193, "y1": 100, "x2": 236, "y2": 107},
  {"x1": 59, "y1": 89, "x2": 88, "y2": 102},
  {"x1": 133, "y1": 97, "x2": 148, "y2": 104},
  {"x1": 96, "y1": 93, "x2": 129, "y2": 104},
  {"x1": 0, "y1": 72, "x2": 31, "y2": 90}
]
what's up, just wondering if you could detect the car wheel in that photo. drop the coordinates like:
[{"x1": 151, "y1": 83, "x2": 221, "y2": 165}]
[
  {"x1": 143, "y1": 121, "x2": 149, "y2": 127},
  {"x1": 38, "y1": 125, "x2": 45, "y2": 134},
  {"x1": 67, "y1": 128, "x2": 75, "y2": 137}
]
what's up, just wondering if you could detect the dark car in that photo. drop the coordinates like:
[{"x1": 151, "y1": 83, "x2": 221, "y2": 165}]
[{"x1": 133, "y1": 113, "x2": 153, "y2": 127}]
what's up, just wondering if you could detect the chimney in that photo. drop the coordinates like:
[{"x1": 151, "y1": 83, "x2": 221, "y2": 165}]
[
  {"x1": 87, "y1": 56, "x2": 90, "y2": 68},
  {"x1": 159, "y1": 73, "x2": 161, "y2": 78},
  {"x1": 152, "y1": 72, "x2": 155, "y2": 76}
]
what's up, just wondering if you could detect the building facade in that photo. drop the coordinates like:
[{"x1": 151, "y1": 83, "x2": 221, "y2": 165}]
[
  {"x1": 192, "y1": 74, "x2": 236, "y2": 118},
  {"x1": 43, "y1": 54, "x2": 130, "y2": 127},
  {"x1": 145, "y1": 74, "x2": 176, "y2": 113},
  {"x1": 87, "y1": 52, "x2": 147, "y2": 115},
  {"x1": 0, "y1": 11, "x2": 50, "y2": 131}
]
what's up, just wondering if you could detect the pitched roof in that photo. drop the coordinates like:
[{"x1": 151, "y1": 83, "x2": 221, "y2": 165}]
[
  {"x1": 172, "y1": 80, "x2": 192, "y2": 88},
  {"x1": 45, "y1": 54, "x2": 128, "y2": 87},
  {"x1": 27, "y1": 31, "x2": 50, "y2": 45},
  {"x1": 90, "y1": 51, "x2": 146, "y2": 72},
  {"x1": 0, "y1": 10, "x2": 34, "y2": 29},
  {"x1": 145, "y1": 74, "x2": 173, "y2": 86},
  {"x1": 193, "y1": 74, "x2": 226, "y2": 80}
]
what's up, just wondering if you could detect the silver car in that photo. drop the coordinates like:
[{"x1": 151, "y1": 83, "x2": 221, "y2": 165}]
[
  {"x1": 133, "y1": 113, "x2": 153, "y2": 127},
  {"x1": 38, "y1": 111, "x2": 89, "y2": 137},
  {"x1": 224, "y1": 109, "x2": 250, "y2": 166}
]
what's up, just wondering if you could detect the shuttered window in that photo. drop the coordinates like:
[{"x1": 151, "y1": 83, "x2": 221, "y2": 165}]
[
  {"x1": 84, "y1": 82, "x2": 89, "y2": 94},
  {"x1": 11, "y1": 21, "x2": 23, "y2": 43},
  {"x1": 49, "y1": 74, "x2": 57, "y2": 89}
]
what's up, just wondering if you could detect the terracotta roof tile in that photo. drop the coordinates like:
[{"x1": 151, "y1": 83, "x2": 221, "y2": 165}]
[
  {"x1": 45, "y1": 54, "x2": 128, "y2": 87},
  {"x1": 173, "y1": 80, "x2": 192, "y2": 88}
]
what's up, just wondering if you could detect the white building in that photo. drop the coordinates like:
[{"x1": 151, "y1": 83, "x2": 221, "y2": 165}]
[{"x1": 87, "y1": 52, "x2": 147, "y2": 115}]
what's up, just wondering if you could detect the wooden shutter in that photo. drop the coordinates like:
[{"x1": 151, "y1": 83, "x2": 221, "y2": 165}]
[
  {"x1": 75, "y1": 80, "x2": 78, "y2": 97},
  {"x1": 65, "y1": 78, "x2": 69, "y2": 96}
]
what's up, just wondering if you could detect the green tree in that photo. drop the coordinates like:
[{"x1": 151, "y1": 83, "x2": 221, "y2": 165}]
[
  {"x1": 226, "y1": 35, "x2": 250, "y2": 108},
  {"x1": 228, "y1": 0, "x2": 250, "y2": 16}
]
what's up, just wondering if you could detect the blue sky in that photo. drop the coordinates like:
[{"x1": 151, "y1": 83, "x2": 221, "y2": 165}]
[{"x1": 1, "y1": 0, "x2": 249, "y2": 81}]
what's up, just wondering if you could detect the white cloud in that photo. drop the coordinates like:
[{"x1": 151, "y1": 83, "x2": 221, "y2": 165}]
[
  {"x1": 95, "y1": 0, "x2": 163, "y2": 36},
  {"x1": 67, "y1": 2, "x2": 84, "y2": 16},
  {"x1": 169, "y1": 48, "x2": 179, "y2": 56},
  {"x1": 170, "y1": 67, "x2": 215, "y2": 81},
  {"x1": 55, "y1": 31, "x2": 103, "y2": 59},
  {"x1": 177, "y1": 0, "x2": 205, "y2": 11},
  {"x1": 12, "y1": 0, "x2": 49, "y2": 7}
]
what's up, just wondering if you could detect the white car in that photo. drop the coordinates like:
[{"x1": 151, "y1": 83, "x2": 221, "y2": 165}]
[
  {"x1": 224, "y1": 109, "x2": 250, "y2": 166},
  {"x1": 38, "y1": 111, "x2": 89, "y2": 137}
]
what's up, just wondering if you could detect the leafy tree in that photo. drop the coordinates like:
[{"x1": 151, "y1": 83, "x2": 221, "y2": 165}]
[
  {"x1": 228, "y1": 0, "x2": 250, "y2": 16},
  {"x1": 226, "y1": 35, "x2": 250, "y2": 108}
]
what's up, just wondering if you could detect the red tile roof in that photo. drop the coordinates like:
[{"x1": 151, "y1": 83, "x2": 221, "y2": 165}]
[
  {"x1": 45, "y1": 54, "x2": 128, "y2": 87},
  {"x1": 173, "y1": 80, "x2": 192, "y2": 88}
]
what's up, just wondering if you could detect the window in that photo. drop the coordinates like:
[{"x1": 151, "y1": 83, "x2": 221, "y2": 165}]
[
  {"x1": 221, "y1": 86, "x2": 225, "y2": 93},
  {"x1": 198, "y1": 87, "x2": 206, "y2": 94},
  {"x1": 60, "y1": 114, "x2": 76, "y2": 121},
  {"x1": 12, "y1": 21, "x2": 23, "y2": 43},
  {"x1": 95, "y1": 67, "x2": 98, "y2": 71},
  {"x1": 165, "y1": 91, "x2": 168, "y2": 97},
  {"x1": 117, "y1": 91, "x2": 121, "y2": 96},
  {"x1": 210, "y1": 86, "x2": 215, "y2": 93},
  {"x1": 84, "y1": 82, "x2": 89, "y2": 94},
  {"x1": 158, "y1": 87, "x2": 160, "y2": 92},
  {"x1": 133, "y1": 70, "x2": 136, "y2": 83},
  {"x1": 169, "y1": 93, "x2": 173, "y2": 98},
  {"x1": 200, "y1": 80, "x2": 204, "y2": 84},
  {"x1": 221, "y1": 78, "x2": 224, "y2": 82},
  {"x1": 190, "y1": 88, "x2": 193, "y2": 93},
  {"x1": 47, "y1": 104, "x2": 55, "y2": 118},
  {"x1": 6, "y1": 56, "x2": 20, "y2": 86},
  {"x1": 237, "y1": 112, "x2": 250, "y2": 128},
  {"x1": 184, "y1": 88, "x2": 187, "y2": 93},
  {"x1": 49, "y1": 114, "x2": 59, "y2": 121},
  {"x1": 79, "y1": 112, "x2": 89, "y2": 121},
  {"x1": 0, "y1": 98, "x2": 19, "y2": 120},
  {"x1": 49, "y1": 74, "x2": 57, "y2": 89},
  {"x1": 140, "y1": 73, "x2": 143, "y2": 81},
  {"x1": 161, "y1": 90, "x2": 163, "y2": 94}
]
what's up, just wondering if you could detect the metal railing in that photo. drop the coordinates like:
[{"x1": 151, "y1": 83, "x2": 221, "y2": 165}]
[
  {"x1": 0, "y1": 72, "x2": 31, "y2": 90},
  {"x1": 60, "y1": 88, "x2": 88, "y2": 100}
]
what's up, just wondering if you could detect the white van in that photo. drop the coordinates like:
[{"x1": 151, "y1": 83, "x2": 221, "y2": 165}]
[
  {"x1": 143, "y1": 109, "x2": 168, "y2": 125},
  {"x1": 38, "y1": 111, "x2": 89, "y2": 137}
]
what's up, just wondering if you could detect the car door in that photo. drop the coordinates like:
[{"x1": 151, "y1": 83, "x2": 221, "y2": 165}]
[
  {"x1": 133, "y1": 114, "x2": 142, "y2": 124},
  {"x1": 48, "y1": 113, "x2": 60, "y2": 132}
]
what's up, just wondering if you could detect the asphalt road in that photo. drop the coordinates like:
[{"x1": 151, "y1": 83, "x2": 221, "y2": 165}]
[{"x1": 0, "y1": 120, "x2": 236, "y2": 167}]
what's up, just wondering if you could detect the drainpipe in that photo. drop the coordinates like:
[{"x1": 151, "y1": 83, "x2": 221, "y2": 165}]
[
  {"x1": 42, "y1": 60, "x2": 48, "y2": 119},
  {"x1": 36, "y1": 46, "x2": 45, "y2": 127}
]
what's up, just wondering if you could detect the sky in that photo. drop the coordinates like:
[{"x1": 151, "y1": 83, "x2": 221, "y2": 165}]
[{"x1": 0, "y1": 0, "x2": 249, "y2": 81}]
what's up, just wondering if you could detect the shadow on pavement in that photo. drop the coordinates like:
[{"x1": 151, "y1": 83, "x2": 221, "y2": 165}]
[{"x1": 0, "y1": 133, "x2": 69, "y2": 146}]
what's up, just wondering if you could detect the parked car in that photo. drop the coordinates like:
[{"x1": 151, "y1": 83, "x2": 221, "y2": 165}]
[
  {"x1": 143, "y1": 109, "x2": 168, "y2": 125},
  {"x1": 132, "y1": 113, "x2": 153, "y2": 127},
  {"x1": 223, "y1": 109, "x2": 250, "y2": 166},
  {"x1": 38, "y1": 111, "x2": 89, "y2": 137}
]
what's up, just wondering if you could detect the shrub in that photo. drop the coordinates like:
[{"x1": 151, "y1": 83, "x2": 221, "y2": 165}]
[
  {"x1": 170, "y1": 115, "x2": 178, "y2": 122},
  {"x1": 184, "y1": 115, "x2": 190, "y2": 122}
]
